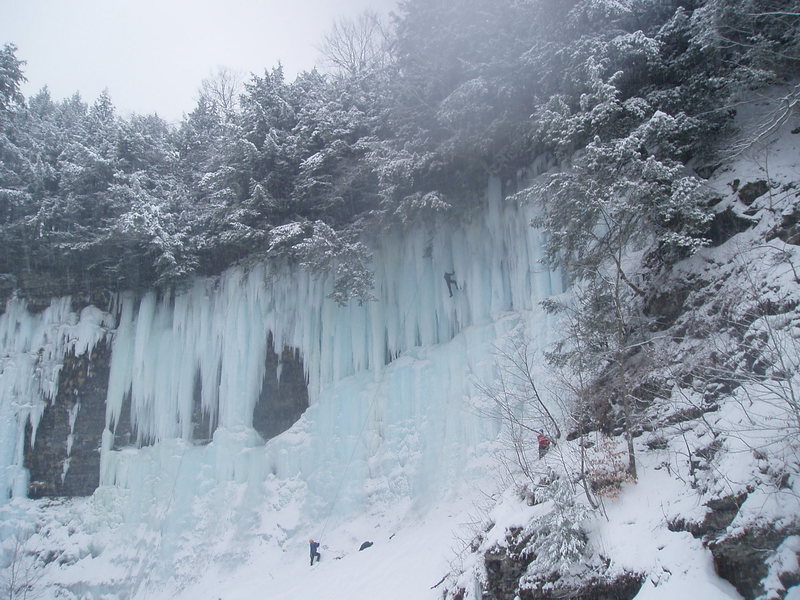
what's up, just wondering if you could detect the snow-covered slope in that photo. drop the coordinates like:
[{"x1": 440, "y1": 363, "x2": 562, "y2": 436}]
[{"x1": 439, "y1": 88, "x2": 800, "y2": 600}]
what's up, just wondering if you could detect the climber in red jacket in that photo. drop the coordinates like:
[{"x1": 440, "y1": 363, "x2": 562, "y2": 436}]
[{"x1": 537, "y1": 430, "x2": 551, "y2": 459}]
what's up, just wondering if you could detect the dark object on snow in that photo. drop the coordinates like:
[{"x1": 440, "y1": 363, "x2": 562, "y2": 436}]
[
  {"x1": 537, "y1": 430, "x2": 551, "y2": 459},
  {"x1": 444, "y1": 272, "x2": 458, "y2": 297},
  {"x1": 359, "y1": 541, "x2": 374, "y2": 551},
  {"x1": 695, "y1": 164, "x2": 720, "y2": 179},
  {"x1": 737, "y1": 180, "x2": 769, "y2": 206},
  {"x1": 706, "y1": 208, "x2": 754, "y2": 246},
  {"x1": 309, "y1": 539, "x2": 321, "y2": 566}
]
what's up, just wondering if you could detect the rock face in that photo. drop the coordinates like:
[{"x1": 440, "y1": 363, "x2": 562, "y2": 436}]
[
  {"x1": 483, "y1": 529, "x2": 532, "y2": 600},
  {"x1": 670, "y1": 493, "x2": 800, "y2": 599},
  {"x1": 468, "y1": 528, "x2": 644, "y2": 600},
  {"x1": 252, "y1": 334, "x2": 309, "y2": 441},
  {"x1": 737, "y1": 180, "x2": 770, "y2": 205},
  {"x1": 706, "y1": 208, "x2": 754, "y2": 246},
  {"x1": 709, "y1": 527, "x2": 798, "y2": 599},
  {"x1": 24, "y1": 340, "x2": 112, "y2": 498}
]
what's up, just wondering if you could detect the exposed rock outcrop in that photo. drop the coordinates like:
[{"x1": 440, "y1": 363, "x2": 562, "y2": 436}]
[
  {"x1": 483, "y1": 529, "x2": 532, "y2": 600},
  {"x1": 709, "y1": 527, "x2": 799, "y2": 600},
  {"x1": 252, "y1": 334, "x2": 309, "y2": 441},
  {"x1": 24, "y1": 340, "x2": 112, "y2": 498},
  {"x1": 706, "y1": 208, "x2": 755, "y2": 246},
  {"x1": 738, "y1": 180, "x2": 770, "y2": 206}
]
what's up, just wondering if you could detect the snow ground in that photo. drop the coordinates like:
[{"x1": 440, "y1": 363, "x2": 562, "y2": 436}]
[
  {"x1": 169, "y1": 498, "x2": 480, "y2": 600},
  {"x1": 591, "y1": 452, "x2": 743, "y2": 600}
]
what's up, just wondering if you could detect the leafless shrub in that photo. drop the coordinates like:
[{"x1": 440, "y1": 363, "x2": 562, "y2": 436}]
[
  {"x1": 584, "y1": 436, "x2": 636, "y2": 498},
  {"x1": 1, "y1": 529, "x2": 45, "y2": 600},
  {"x1": 318, "y1": 11, "x2": 391, "y2": 78}
]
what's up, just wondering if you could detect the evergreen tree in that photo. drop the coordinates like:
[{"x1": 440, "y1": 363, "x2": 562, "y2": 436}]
[
  {"x1": 0, "y1": 44, "x2": 32, "y2": 283},
  {"x1": 0, "y1": 0, "x2": 797, "y2": 302},
  {"x1": 0, "y1": 44, "x2": 25, "y2": 111}
]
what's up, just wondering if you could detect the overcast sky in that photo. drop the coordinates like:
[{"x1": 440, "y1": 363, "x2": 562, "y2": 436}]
[{"x1": 0, "y1": 0, "x2": 398, "y2": 122}]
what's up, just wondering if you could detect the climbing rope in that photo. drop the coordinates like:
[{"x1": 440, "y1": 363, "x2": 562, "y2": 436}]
[
  {"x1": 316, "y1": 380, "x2": 383, "y2": 542},
  {"x1": 314, "y1": 262, "x2": 438, "y2": 541}
]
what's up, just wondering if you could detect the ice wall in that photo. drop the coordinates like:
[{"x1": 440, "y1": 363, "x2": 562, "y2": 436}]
[
  {"x1": 94, "y1": 177, "x2": 562, "y2": 531},
  {"x1": 102, "y1": 177, "x2": 560, "y2": 446}
]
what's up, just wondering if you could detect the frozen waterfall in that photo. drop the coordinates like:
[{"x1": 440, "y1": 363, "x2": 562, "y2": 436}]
[{"x1": 0, "y1": 177, "x2": 563, "y2": 591}]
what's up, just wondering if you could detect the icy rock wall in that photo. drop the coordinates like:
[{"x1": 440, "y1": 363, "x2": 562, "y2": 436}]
[
  {"x1": 0, "y1": 298, "x2": 113, "y2": 500},
  {"x1": 24, "y1": 338, "x2": 112, "y2": 497},
  {"x1": 103, "y1": 178, "x2": 559, "y2": 438}
]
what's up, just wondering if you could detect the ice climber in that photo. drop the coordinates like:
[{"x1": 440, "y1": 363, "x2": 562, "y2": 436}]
[
  {"x1": 309, "y1": 539, "x2": 321, "y2": 566},
  {"x1": 537, "y1": 430, "x2": 550, "y2": 459},
  {"x1": 444, "y1": 272, "x2": 458, "y2": 297}
]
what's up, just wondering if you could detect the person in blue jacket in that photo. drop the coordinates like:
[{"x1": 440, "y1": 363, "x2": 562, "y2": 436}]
[{"x1": 309, "y1": 539, "x2": 321, "y2": 566}]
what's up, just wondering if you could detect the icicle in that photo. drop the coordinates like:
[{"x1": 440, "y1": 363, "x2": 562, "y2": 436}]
[{"x1": 94, "y1": 177, "x2": 561, "y2": 455}]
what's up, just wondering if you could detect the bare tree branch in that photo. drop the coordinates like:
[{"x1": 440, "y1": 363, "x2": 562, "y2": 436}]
[{"x1": 319, "y1": 11, "x2": 390, "y2": 78}]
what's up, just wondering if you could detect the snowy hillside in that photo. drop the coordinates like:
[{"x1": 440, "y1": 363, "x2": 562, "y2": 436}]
[{"x1": 439, "y1": 90, "x2": 800, "y2": 600}]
